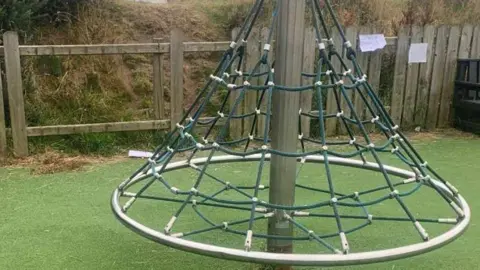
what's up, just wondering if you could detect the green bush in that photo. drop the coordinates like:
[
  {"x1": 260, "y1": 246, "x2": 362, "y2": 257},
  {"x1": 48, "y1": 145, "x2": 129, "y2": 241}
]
[{"x1": 0, "y1": 0, "x2": 91, "y2": 39}]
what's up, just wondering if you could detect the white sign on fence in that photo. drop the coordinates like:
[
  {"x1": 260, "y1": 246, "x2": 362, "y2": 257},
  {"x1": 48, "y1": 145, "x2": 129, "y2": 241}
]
[
  {"x1": 408, "y1": 43, "x2": 429, "y2": 63},
  {"x1": 359, "y1": 34, "x2": 387, "y2": 52}
]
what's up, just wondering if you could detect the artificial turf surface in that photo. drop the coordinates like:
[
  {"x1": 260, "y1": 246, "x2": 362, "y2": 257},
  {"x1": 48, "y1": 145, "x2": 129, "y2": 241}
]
[{"x1": 1, "y1": 135, "x2": 479, "y2": 269}]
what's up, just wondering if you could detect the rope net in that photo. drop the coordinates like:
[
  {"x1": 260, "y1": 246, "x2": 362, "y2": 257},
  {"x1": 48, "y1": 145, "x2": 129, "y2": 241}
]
[{"x1": 113, "y1": 0, "x2": 468, "y2": 262}]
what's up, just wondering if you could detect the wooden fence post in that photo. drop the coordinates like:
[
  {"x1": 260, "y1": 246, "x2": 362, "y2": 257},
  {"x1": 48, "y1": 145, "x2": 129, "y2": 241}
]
[
  {"x1": 338, "y1": 26, "x2": 358, "y2": 135},
  {"x1": 0, "y1": 64, "x2": 7, "y2": 158},
  {"x1": 426, "y1": 26, "x2": 449, "y2": 130},
  {"x1": 390, "y1": 27, "x2": 410, "y2": 127},
  {"x1": 438, "y1": 26, "x2": 461, "y2": 128},
  {"x1": 402, "y1": 25, "x2": 423, "y2": 129},
  {"x1": 153, "y1": 52, "x2": 165, "y2": 119},
  {"x1": 229, "y1": 28, "x2": 243, "y2": 139},
  {"x1": 300, "y1": 27, "x2": 315, "y2": 138},
  {"x1": 170, "y1": 29, "x2": 184, "y2": 131},
  {"x1": 415, "y1": 25, "x2": 436, "y2": 128},
  {"x1": 244, "y1": 28, "x2": 260, "y2": 137},
  {"x1": 325, "y1": 26, "x2": 343, "y2": 136},
  {"x1": 3, "y1": 32, "x2": 28, "y2": 157}
]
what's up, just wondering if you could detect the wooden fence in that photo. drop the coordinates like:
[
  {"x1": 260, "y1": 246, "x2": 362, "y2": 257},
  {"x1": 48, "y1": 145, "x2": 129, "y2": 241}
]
[{"x1": 0, "y1": 24, "x2": 478, "y2": 157}]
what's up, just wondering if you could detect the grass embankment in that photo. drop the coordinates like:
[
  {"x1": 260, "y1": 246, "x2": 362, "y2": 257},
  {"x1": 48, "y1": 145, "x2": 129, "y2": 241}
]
[
  {"x1": 11, "y1": 0, "x2": 480, "y2": 156},
  {"x1": 0, "y1": 135, "x2": 478, "y2": 269}
]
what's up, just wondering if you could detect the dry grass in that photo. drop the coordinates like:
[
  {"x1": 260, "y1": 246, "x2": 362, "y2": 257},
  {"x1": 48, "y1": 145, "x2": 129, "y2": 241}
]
[{"x1": 4, "y1": 148, "x2": 125, "y2": 175}]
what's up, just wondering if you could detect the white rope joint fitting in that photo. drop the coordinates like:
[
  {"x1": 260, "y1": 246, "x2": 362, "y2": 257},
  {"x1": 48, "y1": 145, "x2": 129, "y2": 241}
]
[
  {"x1": 261, "y1": 145, "x2": 268, "y2": 150},
  {"x1": 349, "y1": 137, "x2": 356, "y2": 145},
  {"x1": 391, "y1": 147, "x2": 399, "y2": 153},
  {"x1": 202, "y1": 137, "x2": 209, "y2": 144},
  {"x1": 343, "y1": 69, "x2": 352, "y2": 76},
  {"x1": 331, "y1": 197, "x2": 338, "y2": 204},
  {"x1": 176, "y1": 123, "x2": 185, "y2": 130},
  {"x1": 167, "y1": 146, "x2": 174, "y2": 153},
  {"x1": 243, "y1": 81, "x2": 251, "y2": 86},
  {"x1": 371, "y1": 116, "x2": 380, "y2": 123},
  {"x1": 368, "y1": 143, "x2": 375, "y2": 149},
  {"x1": 229, "y1": 41, "x2": 236, "y2": 48},
  {"x1": 222, "y1": 72, "x2": 230, "y2": 79},
  {"x1": 318, "y1": 42, "x2": 326, "y2": 50},
  {"x1": 190, "y1": 187, "x2": 199, "y2": 195},
  {"x1": 249, "y1": 134, "x2": 254, "y2": 140},
  {"x1": 336, "y1": 80, "x2": 344, "y2": 86},
  {"x1": 185, "y1": 132, "x2": 192, "y2": 139},
  {"x1": 415, "y1": 221, "x2": 429, "y2": 240},
  {"x1": 345, "y1": 41, "x2": 352, "y2": 48},
  {"x1": 264, "y1": 44, "x2": 271, "y2": 51},
  {"x1": 195, "y1": 143, "x2": 204, "y2": 149},
  {"x1": 337, "y1": 111, "x2": 344, "y2": 118},
  {"x1": 217, "y1": 111, "x2": 225, "y2": 118},
  {"x1": 213, "y1": 142, "x2": 220, "y2": 148},
  {"x1": 209, "y1": 74, "x2": 223, "y2": 83},
  {"x1": 326, "y1": 70, "x2": 333, "y2": 75},
  {"x1": 315, "y1": 81, "x2": 323, "y2": 87},
  {"x1": 268, "y1": 81, "x2": 275, "y2": 86},
  {"x1": 245, "y1": 230, "x2": 253, "y2": 250},
  {"x1": 227, "y1": 84, "x2": 237, "y2": 89},
  {"x1": 298, "y1": 133, "x2": 304, "y2": 140},
  {"x1": 368, "y1": 214, "x2": 373, "y2": 222},
  {"x1": 235, "y1": 70, "x2": 243, "y2": 76},
  {"x1": 255, "y1": 108, "x2": 261, "y2": 115},
  {"x1": 322, "y1": 145, "x2": 328, "y2": 151}
]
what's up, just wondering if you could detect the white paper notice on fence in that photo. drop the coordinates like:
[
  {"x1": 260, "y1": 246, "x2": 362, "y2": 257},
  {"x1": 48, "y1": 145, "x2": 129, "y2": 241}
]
[
  {"x1": 409, "y1": 43, "x2": 429, "y2": 63},
  {"x1": 128, "y1": 150, "x2": 154, "y2": 158},
  {"x1": 359, "y1": 34, "x2": 387, "y2": 52}
]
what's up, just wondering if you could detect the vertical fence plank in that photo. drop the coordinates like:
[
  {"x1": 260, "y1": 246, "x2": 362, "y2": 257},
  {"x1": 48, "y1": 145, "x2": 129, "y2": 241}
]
[
  {"x1": 325, "y1": 27, "x2": 343, "y2": 136},
  {"x1": 339, "y1": 26, "x2": 358, "y2": 135},
  {"x1": 438, "y1": 26, "x2": 461, "y2": 128},
  {"x1": 170, "y1": 29, "x2": 184, "y2": 131},
  {"x1": 244, "y1": 28, "x2": 260, "y2": 137},
  {"x1": 354, "y1": 26, "x2": 372, "y2": 121},
  {"x1": 300, "y1": 28, "x2": 316, "y2": 138},
  {"x1": 402, "y1": 26, "x2": 423, "y2": 129},
  {"x1": 3, "y1": 32, "x2": 28, "y2": 157},
  {"x1": 229, "y1": 28, "x2": 243, "y2": 139},
  {"x1": 459, "y1": 25, "x2": 474, "y2": 58},
  {"x1": 415, "y1": 25, "x2": 436, "y2": 128},
  {"x1": 390, "y1": 27, "x2": 410, "y2": 127},
  {"x1": 426, "y1": 26, "x2": 449, "y2": 129},
  {"x1": 470, "y1": 25, "x2": 480, "y2": 58},
  {"x1": 367, "y1": 28, "x2": 383, "y2": 97},
  {"x1": 153, "y1": 53, "x2": 165, "y2": 119},
  {"x1": 0, "y1": 65, "x2": 7, "y2": 158}
]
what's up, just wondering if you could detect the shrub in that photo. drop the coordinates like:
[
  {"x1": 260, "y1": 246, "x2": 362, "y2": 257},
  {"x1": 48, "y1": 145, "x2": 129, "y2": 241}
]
[{"x1": 0, "y1": 0, "x2": 92, "y2": 40}]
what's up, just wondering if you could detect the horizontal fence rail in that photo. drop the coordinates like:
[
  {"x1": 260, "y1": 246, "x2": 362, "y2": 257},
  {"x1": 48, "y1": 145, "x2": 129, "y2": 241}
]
[{"x1": 0, "y1": 25, "x2": 476, "y2": 157}]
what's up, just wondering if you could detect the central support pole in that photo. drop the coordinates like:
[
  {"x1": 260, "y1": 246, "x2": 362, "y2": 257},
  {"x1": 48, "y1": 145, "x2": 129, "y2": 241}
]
[{"x1": 268, "y1": 0, "x2": 306, "y2": 263}]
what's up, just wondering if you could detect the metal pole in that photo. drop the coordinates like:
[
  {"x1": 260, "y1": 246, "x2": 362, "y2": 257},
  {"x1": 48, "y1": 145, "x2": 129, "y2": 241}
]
[{"x1": 268, "y1": 0, "x2": 306, "y2": 264}]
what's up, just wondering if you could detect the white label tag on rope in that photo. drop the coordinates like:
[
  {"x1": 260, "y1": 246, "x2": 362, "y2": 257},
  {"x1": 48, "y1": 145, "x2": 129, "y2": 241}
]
[
  {"x1": 359, "y1": 34, "x2": 387, "y2": 52},
  {"x1": 128, "y1": 150, "x2": 154, "y2": 158},
  {"x1": 409, "y1": 43, "x2": 428, "y2": 63}
]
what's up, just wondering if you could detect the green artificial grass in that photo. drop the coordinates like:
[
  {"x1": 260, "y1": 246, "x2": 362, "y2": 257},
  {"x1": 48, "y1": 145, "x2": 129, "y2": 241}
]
[{"x1": 1, "y1": 136, "x2": 479, "y2": 269}]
